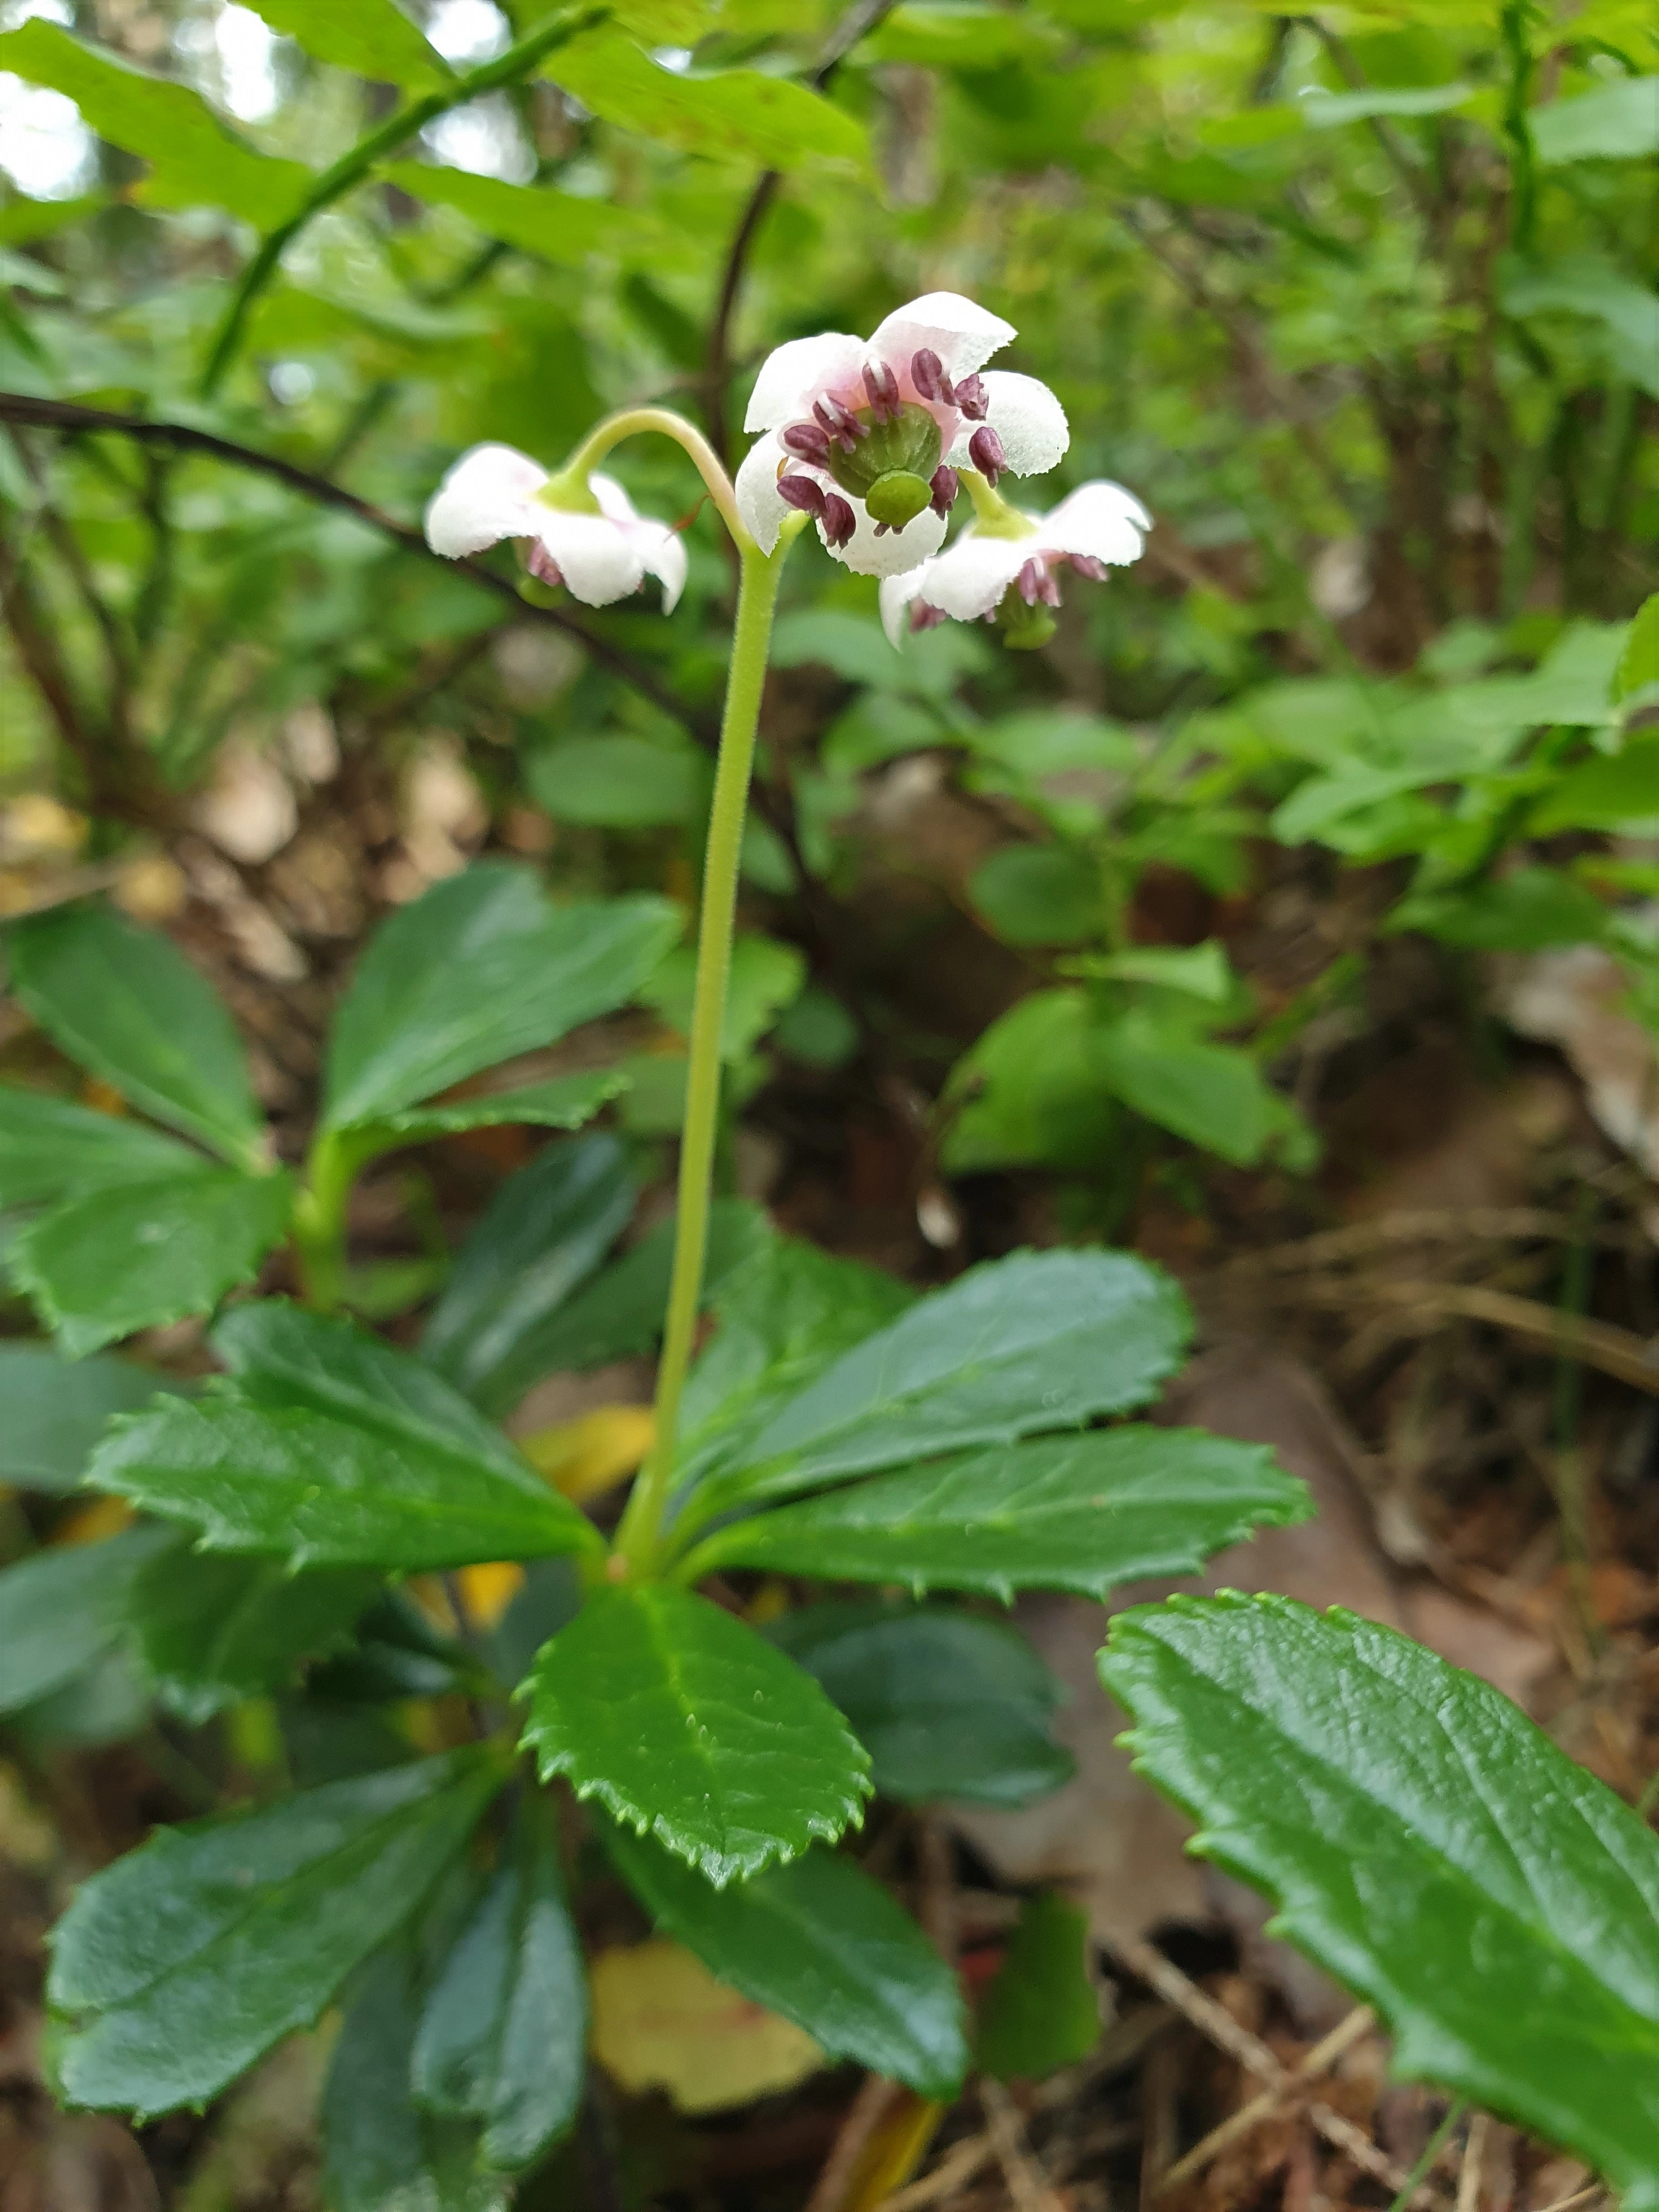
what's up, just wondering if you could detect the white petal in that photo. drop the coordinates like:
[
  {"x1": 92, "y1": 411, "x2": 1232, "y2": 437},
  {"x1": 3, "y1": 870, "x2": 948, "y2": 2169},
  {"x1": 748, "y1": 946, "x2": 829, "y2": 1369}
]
[
  {"x1": 879, "y1": 568, "x2": 928, "y2": 647},
  {"x1": 827, "y1": 499, "x2": 948, "y2": 579},
  {"x1": 735, "y1": 432, "x2": 793, "y2": 554},
  {"x1": 1042, "y1": 480, "x2": 1150, "y2": 566},
  {"x1": 533, "y1": 510, "x2": 645, "y2": 607},
  {"x1": 868, "y1": 291, "x2": 1015, "y2": 381},
  {"x1": 917, "y1": 529, "x2": 1032, "y2": 623},
  {"x1": 945, "y1": 371, "x2": 1069, "y2": 476},
  {"x1": 642, "y1": 525, "x2": 688, "y2": 613},
  {"x1": 743, "y1": 331, "x2": 866, "y2": 431},
  {"x1": 424, "y1": 442, "x2": 548, "y2": 557},
  {"x1": 588, "y1": 471, "x2": 640, "y2": 524}
]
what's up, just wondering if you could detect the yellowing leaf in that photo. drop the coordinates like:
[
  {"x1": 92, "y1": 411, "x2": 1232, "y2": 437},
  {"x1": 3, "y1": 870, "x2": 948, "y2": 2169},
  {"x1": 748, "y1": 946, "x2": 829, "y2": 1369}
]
[
  {"x1": 53, "y1": 1495, "x2": 135, "y2": 1547},
  {"x1": 589, "y1": 1940, "x2": 823, "y2": 2114},
  {"x1": 518, "y1": 1405, "x2": 655, "y2": 1504},
  {"x1": 453, "y1": 1560, "x2": 525, "y2": 1632},
  {"x1": 843, "y1": 2093, "x2": 945, "y2": 2212}
]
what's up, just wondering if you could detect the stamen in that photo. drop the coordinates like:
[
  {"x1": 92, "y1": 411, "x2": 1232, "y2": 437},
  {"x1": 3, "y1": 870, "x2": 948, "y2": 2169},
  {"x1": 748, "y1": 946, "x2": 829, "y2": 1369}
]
[
  {"x1": 1017, "y1": 557, "x2": 1044, "y2": 606},
  {"x1": 954, "y1": 374, "x2": 988, "y2": 421},
  {"x1": 814, "y1": 395, "x2": 867, "y2": 450},
  {"x1": 910, "y1": 601, "x2": 948, "y2": 633},
  {"x1": 777, "y1": 474, "x2": 826, "y2": 517},
  {"x1": 910, "y1": 348, "x2": 955, "y2": 406},
  {"x1": 782, "y1": 421, "x2": 832, "y2": 466},
  {"x1": 527, "y1": 543, "x2": 564, "y2": 588},
  {"x1": 862, "y1": 361, "x2": 901, "y2": 422},
  {"x1": 968, "y1": 425, "x2": 1006, "y2": 486},
  {"x1": 820, "y1": 493, "x2": 856, "y2": 549},
  {"x1": 928, "y1": 465, "x2": 959, "y2": 518}
]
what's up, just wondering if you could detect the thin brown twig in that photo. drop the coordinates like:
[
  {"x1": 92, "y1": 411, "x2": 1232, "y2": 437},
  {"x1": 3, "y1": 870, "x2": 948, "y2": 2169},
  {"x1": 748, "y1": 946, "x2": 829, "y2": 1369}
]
[
  {"x1": 1302, "y1": 1278, "x2": 1659, "y2": 1396},
  {"x1": 1455, "y1": 2113, "x2": 1488, "y2": 2212},
  {"x1": 1153, "y1": 2004, "x2": 1376, "y2": 2195},
  {"x1": 1215, "y1": 1209, "x2": 1639, "y2": 1275},
  {"x1": 980, "y1": 2080, "x2": 1064, "y2": 2212}
]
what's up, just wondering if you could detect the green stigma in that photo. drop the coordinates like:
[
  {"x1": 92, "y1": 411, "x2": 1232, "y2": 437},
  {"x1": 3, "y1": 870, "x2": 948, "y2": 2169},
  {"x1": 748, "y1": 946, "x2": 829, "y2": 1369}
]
[{"x1": 865, "y1": 470, "x2": 934, "y2": 529}]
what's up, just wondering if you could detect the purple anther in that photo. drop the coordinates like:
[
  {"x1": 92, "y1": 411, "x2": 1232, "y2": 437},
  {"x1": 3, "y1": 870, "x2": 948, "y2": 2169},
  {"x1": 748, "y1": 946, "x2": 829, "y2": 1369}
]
[
  {"x1": 862, "y1": 360, "x2": 901, "y2": 421},
  {"x1": 910, "y1": 348, "x2": 954, "y2": 405},
  {"x1": 954, "y1": 373, "x2": 988, "y2": 421},
  {"x1": 814, "y1": 394, "x2": 867, "y2": 449},
  {"x1": 928, "y1": 465, "x2": 960, "y2": 518},
  {"x1": 820, "y1": 492, "x2": 856, "y2": 549},
  {"x1": 910, "y1": 600, "x2": 948, "y2": 633},
  {"x1": 781, "y1": 420, "x2": 833, "y2": 466},
  {"x1": 968, "y1": 425, "x2": 1006, "y2": 484},
  {"x1": 777, "y1": 473, "x2": 826, "y2": 517},
  {"x1": 527, "y1": 544, "x2": 564, "y2": 587}
]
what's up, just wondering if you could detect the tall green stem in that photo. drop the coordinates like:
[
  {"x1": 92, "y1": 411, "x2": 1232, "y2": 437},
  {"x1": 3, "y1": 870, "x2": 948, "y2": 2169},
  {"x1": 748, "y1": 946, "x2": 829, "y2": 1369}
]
[{"x1": 613, "y1": 532, "x2": 795, "y2": 1573}]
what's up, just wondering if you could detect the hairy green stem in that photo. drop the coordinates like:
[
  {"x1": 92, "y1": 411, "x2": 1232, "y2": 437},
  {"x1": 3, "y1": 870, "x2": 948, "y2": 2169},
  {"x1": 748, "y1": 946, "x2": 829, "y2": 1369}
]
[
  {"x1": 199, "y1": 3, "x2": 608, "y2": 398},
  {"x1": 613, "y1": 527, "x2": 799, "y2": 1574},
  {"x1": 290, "y1": 1128, "x2": 376, "y2": 1313},
  {"x1": 562, "y1": 407, "x2": 748, "y2": 545}
]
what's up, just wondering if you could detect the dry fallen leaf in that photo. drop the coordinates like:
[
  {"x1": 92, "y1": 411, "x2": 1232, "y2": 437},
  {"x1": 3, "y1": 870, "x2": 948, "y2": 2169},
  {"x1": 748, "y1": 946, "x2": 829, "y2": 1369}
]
[{"x1": 590, "y1": 1939, "x2": 825, "y2": 2115}]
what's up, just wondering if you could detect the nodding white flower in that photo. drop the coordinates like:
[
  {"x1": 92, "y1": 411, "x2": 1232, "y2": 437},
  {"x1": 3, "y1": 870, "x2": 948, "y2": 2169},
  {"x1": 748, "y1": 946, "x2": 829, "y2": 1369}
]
[
  {"x1": 425, "y1": 442, "x2": 687, "y2": 611},
  {"x1": 736, "y1": 292, "x2": 1069, "y2": 578},
  {"x1": 879, "y1": 481, "x2": 1150, "y2": 648}
]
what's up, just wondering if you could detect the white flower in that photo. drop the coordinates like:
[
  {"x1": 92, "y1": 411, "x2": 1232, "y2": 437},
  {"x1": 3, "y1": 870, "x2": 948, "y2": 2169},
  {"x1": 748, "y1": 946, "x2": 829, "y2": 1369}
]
[
  {"x1": 424, "y1": 442, "x2": 687, "y2": 611},
  {"x1": 736, "y1": 291, "x2": 1069, "y2": 579},
  {"x1": 878, "y1": 481, "x2": 1150, "y2": 646}
]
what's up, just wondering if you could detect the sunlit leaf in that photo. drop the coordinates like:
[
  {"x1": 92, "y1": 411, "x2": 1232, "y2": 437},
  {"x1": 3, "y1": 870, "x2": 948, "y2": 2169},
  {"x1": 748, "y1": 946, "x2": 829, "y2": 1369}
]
[{"x1": 545, "y1": 30, "x2": 868, "y2": 169}]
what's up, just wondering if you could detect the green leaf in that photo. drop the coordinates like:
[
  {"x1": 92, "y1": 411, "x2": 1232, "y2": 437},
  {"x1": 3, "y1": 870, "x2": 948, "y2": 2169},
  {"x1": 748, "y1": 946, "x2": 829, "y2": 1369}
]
[
  {"x1": 6, "y1": 902, "x2": 266, "y2": 1165},
  {"x1": 602, "y1": 1823, "x2": 968, "y2": 2099},
  {"x1": 1531, "y1": 741, "x2": 1659, "y2": 835},
  {"x1": 681, "y1": 1248, "x2": 1192, "y2": 1526},
  {"x1": 1092, "y1": 1012, "x2": 1311, "y2": 1169},
  {"x1": 545, "y1": 31, "x2": 868, "y2": 170},
  {"x1": 1390, "y1": 867, "x2": 1610, "y2": 949},
  {"x1": 421, "y1": 1133, "x2": 640, "y2": 1412},
  {"x1": 13, "y1": 1170, "x2": 295, "y2": 1357},
  {"x1": 1531, "y1": 75, "x2": 1659, "y2": 165},
  {"x1": 1502, "y1": 256, "x2": 1659, "y2": 398},
  {"x1": 641, "y1": 933, "x2": 806, "y2": 1061},
  {"x1": 968, "y1": 845, "x2": 1104, "y2": 948},
  {"x1": 411, "y1": 1798, "x2": 585, "y2": 2170},
  {"x1": 767, "y1": 1602, "x2": 1073, "y2": 1808},
  {"x1": 1616, "y1": 595, "x2": 1659, "y2": 704},
  {"x1": 943, "y1": 990, "x2": 1121, "y2": 1174},
  {"x1": 0, "y1": 1525, "x2": 172, "y2": 1714},
  {"x1": 0, "y1": 21, "x2": 312, "y2": 227},
  {"x1": 320, "y1": 864, "x2": 680, "y2": 1132},
  {"x1": 354, "y1": 1068, "x2": 629, "y2": 1152},
  {"x1": 0, "y1": 1087, "x2": 201, "y2": 1209},
  {"x1": 0, "y1": 1344, "x2": 184, "y2": 1493},
  {"x1": 1100, "y1": 1594, "x2": 1659, "y2": 2208},
  {"x1": 88, "y1": 1302, "x2": 602, "y2": 1571},
  {"x1": 380, "y1": 160, "x2": 662, "y2": 263},
  {"x1": 518, "y1": 1585, "x2": 871, "y2": 1884},
  {"x1": 238, "y1": 0, "x2": 449, "y2": 91},
  {"x1": 325, "y1": 1946, "x2": 510, "y2": 2212},
  {"x1": 49, "y1": 1750, "x2": 504, "y2": 2115},
  {"x1": 1300, "y1": 81, "x2": 1474, "y2": 125},
  {"x1": 1070, "y1": 940, "x2": 1237, "y2": 1002},
  {"x1": 686, "y1": 1427, "x2": 1309, "y2": 1599},
  {"x1": 524, "y1": 737, "x2": 709, "y2": 827},
  {"x1": 977, "y1": 1894, "x2": 1100, "y2": 2080},
  {"x1": 129, "y1": 1542, "x2": 380, "y2": 1723}
]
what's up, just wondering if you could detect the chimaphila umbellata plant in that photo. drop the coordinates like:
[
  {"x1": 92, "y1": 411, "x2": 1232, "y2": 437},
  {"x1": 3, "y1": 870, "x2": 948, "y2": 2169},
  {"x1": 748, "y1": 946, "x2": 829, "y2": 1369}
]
[{"x1": 3, "y1": 293, "x2": 1657, "y2": 2207}]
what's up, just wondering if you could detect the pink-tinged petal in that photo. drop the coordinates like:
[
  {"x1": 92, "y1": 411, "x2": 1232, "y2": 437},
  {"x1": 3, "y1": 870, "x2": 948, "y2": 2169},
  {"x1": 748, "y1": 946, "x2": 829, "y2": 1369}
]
[
  {"x1": 918, "y1": 528, "x2": 1033, "y2": 622},
  {"x1": 642, "y1": 525, "x2": 688, "y2": 613},
  {"x1": 1042, "y1": 480, "x2": 1150, "y2": 566},
  {"x1": 531, "y1": 510, "x2": 645, "y2": 607},
  {"x1": 945, "y1": 372, "x2": 1068, "y2": 477},
  {"x1": 868, "y1": 291, "x2": 1015, "y2": 382},
  {"x1": 735, "y1": 432, "x2": 796, "y2": 554},
  {"x1": 878, "y1": 567, "x2": 929, "y2": 647},
  {"x1": 424, "y1": 442, "x2": 549, "y2": 557},
  {"x1": 743, "y1": 331, "x2": 867, "y2": 432},
  {"x1": 826, "y1": 498, "x2": 947, "y2": 579}
]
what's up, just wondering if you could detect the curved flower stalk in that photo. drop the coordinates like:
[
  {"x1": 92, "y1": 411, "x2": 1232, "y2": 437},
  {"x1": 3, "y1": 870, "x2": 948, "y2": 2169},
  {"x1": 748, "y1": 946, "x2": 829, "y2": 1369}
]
[
  {"x1": 425, "y1": 442, "x2": 688, "y2": 610},
  {"x1": 880, "y1": 477, "x2": 1150, "y2": 649},
  {"x1": 736, "y1": 292, "x2": 1069, "y2": 579}
]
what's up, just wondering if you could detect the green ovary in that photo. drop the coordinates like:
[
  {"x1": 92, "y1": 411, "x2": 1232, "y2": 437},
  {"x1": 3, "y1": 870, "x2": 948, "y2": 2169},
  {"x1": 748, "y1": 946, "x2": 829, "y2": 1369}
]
[
  {"x1": 865, "y1": 471, "x2": 934, "y2": 528},
  {"x1": 823, "y1": 402, "x2": 943, "y2": 505}
]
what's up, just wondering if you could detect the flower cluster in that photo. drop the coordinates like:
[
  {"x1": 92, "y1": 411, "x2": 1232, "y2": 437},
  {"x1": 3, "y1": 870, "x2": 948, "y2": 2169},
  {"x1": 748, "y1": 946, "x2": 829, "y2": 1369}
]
[{"x1": 424, "y1": 442, "x2": 687, "y2": 611}]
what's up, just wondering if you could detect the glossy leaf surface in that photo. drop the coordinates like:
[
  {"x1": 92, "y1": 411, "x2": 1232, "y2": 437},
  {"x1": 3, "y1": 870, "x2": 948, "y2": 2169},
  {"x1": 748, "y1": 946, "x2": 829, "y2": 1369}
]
[
  {"x1": 0, "y1": 1345, "x2": 184, "y2": 1493},
  {"x1": 519, "y1": 1585, "x2": 871, "y2": 1884},
  {"x1": 0, "y1": 1087, "x2": 198, "y2": 1209},
  {"x1": 0, "y1": 1525, "x2": 172, "y2": 1714},
  {"x1": 49, "y1": 1750, "x2": 503, "y2": 2113},
  {"x1": 129, "y1": 1543, "x2": 380, "y2": 1722},
  {"x1": 1101, "y1": 1594, "x2": 1659, "y2": 2206}
]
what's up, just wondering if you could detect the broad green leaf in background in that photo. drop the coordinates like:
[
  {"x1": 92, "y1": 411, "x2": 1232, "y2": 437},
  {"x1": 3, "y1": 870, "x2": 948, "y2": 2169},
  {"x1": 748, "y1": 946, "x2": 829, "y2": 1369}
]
[
  {"x1": 977, "y1": 1894, "x2": 1101, "y2": 2080},
  {"x1": 1389, "y1": 868, "x2": 1610, "y2": 950},
  {"x1": 325, "y1": 1948, "x2": 509, "y2": 2212},
  {"x1": 685, "y1": 1428, "x2": 1309, "y2": 1598},
  {"x1": 129, "y1": 1542, "x2": 380, "y2": 1723},
  {"x1": 0, "y1": 1524, "x2": 172, "y2": 1714},
  {"x1": 1101, "y1": 1595, "x2": 1659, "y2": 2207},
  {"x1": 411, "y1": 1799, "x2": 585, "y2": 2170},
  {"x1": 320, "y1": 865, "x2": 679, "y2": 1131},
  {"x1": 13, "y1": 1170, "x2": 294, "y2": 1357},
  {"x1": 380, "y1": 162, "x2": 661, "y2": 264},
  {"x1": 6, "y1": 902, "x2": 266, "y2": 1165},
  {"x1": 1073, "y1": 941, "x2": 1236, "y2": 1001},
  {"x1": 602, "y1": 1823, "x2": 969, "y2": 2099},
  {"x1": 767, "y1": 1602, "x2": 1073, "y2": 1808},
  {"x1": 238, "y1": 0, "x2": 450, "y2": 91},
  {"x1": 49, "y1": 1751, "x2": 504, "y2": 2114},
  {"x1": 683, "y1": 1248, "x2": 1192, "y2": 1525},
  {"x1": 546, "y1": 31, "x2": 868, "y2": 170},
  {"x1": 1616, "y1": 595, "x2": 1659, "y2": 703},
  {"x1": 641, "y1": 933, "x2": 807, "y2": 1062},
  {"x1": 1300, "y1": 82, "x2": 1475, "y2": 126},
  {"x1": 0, "y1": 20, "x2": 313, "y2": 226},
  {"x1": 519, "y1": 1584, "x2": 872, "y2": 1884},
  {"x1": 1531, "y1": 741, "x2": 1659, "y2": 835},
  {"x1": 968, "y1": 845, "x2": 1104, "y2": 948},
  {"x1": 0, "y1": 1344, "x2": 184, "y2": 1493},
  {"x1": 0, "y1": 1088, "x2": 200, "y2": 1209},
  {"x1": 525, "y1": 737, "x2": 710, "y2": 827},
  {"x1": 1531, "y1": 75, "x2": 1659, "y2": 165},
  {"x1": 347, "y1": 1069, "x2": 628, "y2": 1154},
  {"x1": 1502, "y1": 256, "x2": 1659, "y2": 398},
  {"x1": 1092, "y1": 1013, "x2": 1311, "y2": 1169},
  {"x1": 943, "y1": 990, "x2": 1121, "y2": 1175}
]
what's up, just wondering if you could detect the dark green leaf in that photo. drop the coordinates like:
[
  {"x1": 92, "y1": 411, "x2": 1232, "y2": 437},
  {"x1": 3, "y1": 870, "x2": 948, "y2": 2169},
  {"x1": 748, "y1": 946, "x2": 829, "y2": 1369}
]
[
  {"x1": 1531, "y1": 742, "x2": 1659, "y2": 836},
  {"x1": 411, "y1": 1797, "x2": 585, "y2": 2170},
  {"x1": 5, "y1": 901, "x2": 266, "y2": 1166},
  {"x1": 977, "y1": 1894, "x2": 1101, "y2": 2080},
  {"x1": 1390, "y1": 867, "x2": 1610, "y2": 950},
  {"x1": 320, "y1": 865, "x2": 679, "y2": 1131},
  {"x1": 968, "y1": 845, "x2": 1104, "y2": 948},
  {"x1": 767, "y1": 1602, "x2": 1072, "y2": 1808},
  {"x1": 129, "y1": 1542, "x2": 380, "y2": 1723},
  {"x1": 1101, "y1": 1594, "x2": 1659, "y2": 2208},
  {"x1": 519, "y1": 1585, "x2": 871, "y2": 1885},
  {"x1": 685, "y1": 1427, "x2": 1308, "y2": 1599},
  {"x1": 239, "y1": 0, "x2": 449, "y2": 91},
  {"x1": 525, "y1": 737, "x2": 709, "y2": 826},
  {"x1": 49, "y1": 1748, "x2": 504, "y2": 2115},
  {"x1": 13, "y1": 1170, "x2": 294, "y2": 1357},
  {"x1": 681, "y1": 1249, "x2": 1192, "y2": 1527},
  {"x1": 421, "y1": 1134, "x2": 639, "y2": 1412},
  {"x1": 0, "y1": 1344, "x2": 184, "y2": 1493},
  {"x1": 380, "y1": 162, "x2": 663, "y2": 264},
  {"x1": 545, "y1": 31, "x2": 868, "y2": 170},
  {"x1": 0, "y1": 1525, "x2": 172, "y2": 1714},
  {"x1": 602, "y1": 1823, "x2": 968, "y2": 2099},
  {"x1": 358, "y1": 1068, "x2": 628, "y2": 1150},
  {"x1": 0, "y1": 1087, "x2": 200, "y2": 1209}
]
